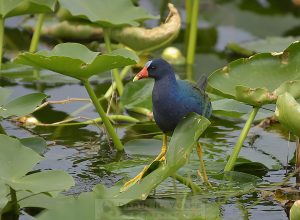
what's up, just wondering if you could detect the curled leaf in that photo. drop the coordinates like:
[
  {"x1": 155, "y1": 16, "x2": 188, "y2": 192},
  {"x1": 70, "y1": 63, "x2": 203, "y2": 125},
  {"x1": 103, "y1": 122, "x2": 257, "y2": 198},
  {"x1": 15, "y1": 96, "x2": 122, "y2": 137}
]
[
  {"x1": 111, "y1": 3, "x2": 181, "y2": 52},
  {"x1": 275, "y1": 92, "x2": 300, "y2": 137},
  {"x1": 208, "y1": 41, "x2": 300, "y2": 106}
]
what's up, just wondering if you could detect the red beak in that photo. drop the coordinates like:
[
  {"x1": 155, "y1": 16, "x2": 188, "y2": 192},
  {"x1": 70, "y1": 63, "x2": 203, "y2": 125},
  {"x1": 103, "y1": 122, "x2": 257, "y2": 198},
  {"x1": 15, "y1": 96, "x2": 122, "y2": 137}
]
[{"x1": 133, "y1": 67, "x2": 149, "y2": 82}]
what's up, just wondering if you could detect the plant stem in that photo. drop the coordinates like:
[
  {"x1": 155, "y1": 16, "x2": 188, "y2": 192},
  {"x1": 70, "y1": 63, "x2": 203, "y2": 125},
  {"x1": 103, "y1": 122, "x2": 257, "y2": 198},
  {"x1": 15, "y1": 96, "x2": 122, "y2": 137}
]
[
  {"x1": 185, "y1": 0, "x2": 192, "y2": 51},
  {"x1": 172, "y1": 173, "x2": 202, "y2": 193},
  {"x1": 35, "y1": 115, "x2": 139, "y2": 126},
  {"x1": 224, "y1": 107, "x2": 259, "y2": 171},
  {"x1": 103, "y1": 28, "x2": 124, "y2": 95},
  {"x1": 159, "y1": 0, "x2": 169, "y2": 23},
  {"x1": 10, "y1": 187, "x2": 19, "y2": 216},
  {"x1": 0, "y1": 122, "x2": 7, "y2": 134},
  {"x1": 104, "y1": 65, "x2": 131, "y2": 99},
  {"x1": 29, "y1": 14, "x2": 46, "y2": 53},
  {"x1": 83, "y1": 80, "x2": 124, "y2": 151},
  {"x1": 186, "y1": 0, "x2": 199, "y2": 67},
  {"x1": 0, "y1": 16, "x2": 4, "y2": 70}
]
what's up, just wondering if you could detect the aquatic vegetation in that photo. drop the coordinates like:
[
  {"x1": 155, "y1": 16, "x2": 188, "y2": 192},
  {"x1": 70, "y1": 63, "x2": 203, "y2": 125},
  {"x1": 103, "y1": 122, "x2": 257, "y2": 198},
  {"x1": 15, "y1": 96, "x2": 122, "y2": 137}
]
[{"x1": 0, "y1": 0, "x2": 300, "y2": 219}]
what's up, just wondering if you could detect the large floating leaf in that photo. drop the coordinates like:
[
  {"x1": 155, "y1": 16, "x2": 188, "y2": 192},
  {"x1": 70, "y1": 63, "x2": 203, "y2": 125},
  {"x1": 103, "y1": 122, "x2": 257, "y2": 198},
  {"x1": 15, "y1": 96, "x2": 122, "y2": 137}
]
[
  {"x1": 59, "y1": 0, "x2": 157, "y2": 27},
  {"x1": 0, "y1": 0, "x2": 56, "y2": 18},
  {"x1": 15, "y1": 43, "x2": 138, "y2": 80},
  {"x1": 37, "y1": 192, "x2": 125, "y2": 220},
  {"x1": 0, "y1": 135, "x2": 74, "y2": 202},
  {"x1": 208, "y1": 41, "x2": 300, "y2": 106},
  {"x1": 111, "y1": 3, "x2": 181, "y2": 52},
  {"x1": 94, "y1": 113, "x2": 210, "y2": 206},
  {"x1": 121, "y1": 79, "x2": 153, "y2": 110},
  {"x1": 227, "y1": 36, "x2": 300, "y2": 56},
  {"x1": 275, "y1": 92, "x2": 300, "y2": 137},
  {"x1": 0, "y1": 87, "x2": 46, "y2": 118}
]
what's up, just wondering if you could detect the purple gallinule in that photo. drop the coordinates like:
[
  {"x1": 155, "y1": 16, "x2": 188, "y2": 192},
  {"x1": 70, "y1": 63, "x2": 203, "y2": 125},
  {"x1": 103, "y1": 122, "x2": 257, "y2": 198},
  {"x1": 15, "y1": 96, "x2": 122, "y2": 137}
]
[{"x1": 122, "y1": 58, "x2": 212, "y2": 190}]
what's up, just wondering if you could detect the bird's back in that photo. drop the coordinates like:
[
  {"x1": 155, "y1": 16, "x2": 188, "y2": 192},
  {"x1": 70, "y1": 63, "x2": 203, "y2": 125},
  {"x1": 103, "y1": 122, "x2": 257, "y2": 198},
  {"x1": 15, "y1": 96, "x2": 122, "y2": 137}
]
[{"x1": 177, "y1": 80, "x2": 212, "y2": 119}]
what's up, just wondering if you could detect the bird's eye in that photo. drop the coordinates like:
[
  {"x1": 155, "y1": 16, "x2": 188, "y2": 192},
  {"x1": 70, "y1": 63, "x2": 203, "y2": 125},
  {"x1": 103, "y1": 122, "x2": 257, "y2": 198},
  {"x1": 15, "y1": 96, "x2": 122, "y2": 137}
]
[{"x1": 150, "y1": 66, "x2": 156, "y2": 70}]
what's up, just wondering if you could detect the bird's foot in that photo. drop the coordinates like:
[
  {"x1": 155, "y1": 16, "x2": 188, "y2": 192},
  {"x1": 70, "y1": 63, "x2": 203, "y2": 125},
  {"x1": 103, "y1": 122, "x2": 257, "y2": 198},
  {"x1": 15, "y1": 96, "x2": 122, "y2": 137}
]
[
  {"x1": 120, "y1": 165, "x2": 150, "y2": 192},
  {"x1": 120, "y1": 156, "x2": 167, "y2": 192}
]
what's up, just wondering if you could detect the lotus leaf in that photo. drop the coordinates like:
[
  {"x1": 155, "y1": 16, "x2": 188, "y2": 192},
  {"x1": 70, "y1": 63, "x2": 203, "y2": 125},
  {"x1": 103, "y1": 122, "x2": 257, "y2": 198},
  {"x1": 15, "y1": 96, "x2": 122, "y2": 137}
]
[
  {"x1": 208, "y1": 41, "x2": 300, "y2": 106},
  {"x1": 15, "y1": 43, "x2": 138, "y2": 80},
  {"x1": 0, "y1": 0, "x2": 56, "y2": 18},
  {"x1": 0, "y1": 135, "x2": 74, "y2": 200},
  {"x1": 58, "y1": 0, "x2": 157, "y2": 27},
  {"x1": 275, "y1": 92, "x2": 300, "y2": 137},
  {"x1": 94, "y1": 113, "x2": 210, "y2": 206},
  {"x1": 0, "y1": 87, "x2": 46, "y2": 118}
]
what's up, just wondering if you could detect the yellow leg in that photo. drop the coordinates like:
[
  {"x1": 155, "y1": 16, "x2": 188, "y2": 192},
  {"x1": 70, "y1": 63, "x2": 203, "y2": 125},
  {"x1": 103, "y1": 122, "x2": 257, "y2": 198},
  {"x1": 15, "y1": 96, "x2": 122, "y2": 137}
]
[
  {"x1": 196, "y1": 142, "x2": 212, "y2": 187},
  {"x1": 120, "y1": 134, "x2": 168, "y2": 192}
]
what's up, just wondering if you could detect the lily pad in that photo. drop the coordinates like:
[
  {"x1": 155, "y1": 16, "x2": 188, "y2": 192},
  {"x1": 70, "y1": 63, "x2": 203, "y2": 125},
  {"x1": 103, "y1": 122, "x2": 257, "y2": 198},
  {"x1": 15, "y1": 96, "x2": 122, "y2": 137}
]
[
  {"x1": 59, "y1": 0, "x2": 157, "y2": 27},
  {"x1": 15, "y1": 43, "x2": 139, "y2": 80},
  {"x1": 0, "y1": 0, "x2": 56, "y2": 18},
  {"x1": 227, "y1": 36, "x2": 300, "y2": 56},
  {"x1": 208, "y1": 41, "x2": 300, "y2": 106},
  {"x1": 275, "y1": 92, "x2": 300, "y2": 137},
  {"x1": 37, "y1": 192, "x2": 125, "y2": 220},
  {"x1": 121, "y1": 79, "x2": 153, "y2": 110},
  {"x1": 0, "y1": 87, "x2": 46, "y2": 118},
  {"x1": 20, "y1": 137, "x2": 48, "y2": 155},
  {"x1": 94, "y1": 113, "x2": 210, "y2": 206},
  {"x1": 0, "y1": 135, "x2": 74, "y2": 201}
]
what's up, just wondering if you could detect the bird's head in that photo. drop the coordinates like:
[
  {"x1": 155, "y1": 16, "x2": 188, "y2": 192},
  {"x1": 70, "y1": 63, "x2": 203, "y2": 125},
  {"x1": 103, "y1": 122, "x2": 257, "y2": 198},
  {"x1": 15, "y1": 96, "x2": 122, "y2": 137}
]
[{"x1": 133, "y1": 58, "x2": 173, "y2": 81}]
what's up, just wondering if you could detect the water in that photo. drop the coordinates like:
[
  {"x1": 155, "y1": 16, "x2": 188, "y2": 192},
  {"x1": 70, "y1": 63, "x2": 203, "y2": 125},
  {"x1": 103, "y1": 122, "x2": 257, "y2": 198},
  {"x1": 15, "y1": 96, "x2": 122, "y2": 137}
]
[{"x1": 2, "y1": 0, "x2": 300, "y2": 219}]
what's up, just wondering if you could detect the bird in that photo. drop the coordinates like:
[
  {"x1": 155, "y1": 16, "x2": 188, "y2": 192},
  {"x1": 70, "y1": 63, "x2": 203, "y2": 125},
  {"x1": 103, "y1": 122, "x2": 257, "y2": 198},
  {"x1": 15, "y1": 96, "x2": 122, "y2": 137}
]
[{"x1": 121, "y1": 58, "x2": 212, "y2": 191}]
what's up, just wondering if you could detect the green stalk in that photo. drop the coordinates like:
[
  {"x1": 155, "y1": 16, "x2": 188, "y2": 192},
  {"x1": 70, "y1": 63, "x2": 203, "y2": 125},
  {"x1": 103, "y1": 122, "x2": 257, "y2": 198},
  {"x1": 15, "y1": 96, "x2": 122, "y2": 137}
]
[
  {"x1": 184, "y1": 0, "x2": 192, "y2": 51},
  {"x1": 0, "y1": 122, "x2": 7, "y2": 134},
  {"x1": 37, "y1": 115, "x2": 139, "y2": 127},
  {"x1": 186, "y1": 0, "x2": 199, "y2": 67},
  {"x1": 224, "y1": 107, "x2": 259, "y2": 171},
  {"x1": 172, "y1": 173, "x2": 202, "y2": 193},
  {"x1": 0, "y1": 16, "x2": 4, "y2": 70},
  {"x1": 10, "y1": 187, "x2": 19, "y2": 216},
  {"x1": 83, "y1": 80, "x2": 124, "y2": 151},
  {"x1": 103, "y1": 28, "x2": 124, "y2": 95},
  {"x1": 159, "y1": 0, "x2": 169, "y2": 23},
  {"x1": 104, "y1": 65, "x2": 131, "y2": 99},
  {"x1": 29, "y1": 14, "x2": 46, "y2": 53}
]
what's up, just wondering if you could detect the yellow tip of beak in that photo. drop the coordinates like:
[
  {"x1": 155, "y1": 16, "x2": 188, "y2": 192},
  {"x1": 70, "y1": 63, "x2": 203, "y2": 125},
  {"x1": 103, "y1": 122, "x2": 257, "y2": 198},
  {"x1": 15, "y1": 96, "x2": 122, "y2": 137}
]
[{"x1": 133, "y1": 75, "x2": 139, "y2": 82}]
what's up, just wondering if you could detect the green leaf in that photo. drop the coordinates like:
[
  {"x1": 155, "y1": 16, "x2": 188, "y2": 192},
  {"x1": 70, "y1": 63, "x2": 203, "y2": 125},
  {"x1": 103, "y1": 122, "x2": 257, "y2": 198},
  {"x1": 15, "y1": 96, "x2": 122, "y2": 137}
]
[
  {"x1": 121, "y1": 79, "x2": 153, "y2": 110},
  {"x1": 0, "y1": 135, "x2": 74, "y2": 202},
  {"x1": 15, "y1": 43, "x2": 139, "y2": 80},
  {"x1": 0, "y1": 0, "x2": 56, "y2": 18},
  {"x1": 20, "y1": 137, "x2": 47, "y2": 155},
  {"x1": 37, "y1": 192, "x2": 124, "y2": 220},
  {"x1": 227, "y1": 36, "x2": 300, "y2": 56},
  {"x1": 275, "y1": 92, "x2": 300, "y2": 137},
  {"x1": 208, "y1": 41, "x2": 300, "y2": 106},
  {"x1": 59, "y1": 0, "x2": 157, "y2": 27},
  {"x1": 0, "y1": 91, "x2": 47, "y2": 118},
  {"x1": 0, "y1": 182, "x2": 9, "y2": 212},
  {"x1": 0, "y1": 87, "x2": 11, "y2": 106},
  {"x1": 124, "y1": 139, "x2": 162, "y2": 156},
  {"x1": 9, "y1": 170, "x2": 74, "y2": 194},
  {"x1": 95, "y1": 113, "x2": 210, "y2": 206},
  {"x1": 290, "y1": 200, "x2": 300, "y2": 220},
  {"x1": 0, "y1": 134, "x2": 42, "y2": 180}
]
